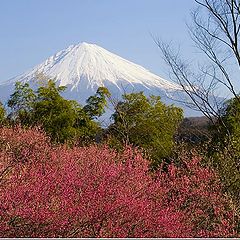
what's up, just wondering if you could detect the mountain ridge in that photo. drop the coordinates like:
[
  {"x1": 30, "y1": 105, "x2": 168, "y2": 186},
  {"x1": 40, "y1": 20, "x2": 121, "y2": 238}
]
[
  {"x1": 7, "y1": 42, "x2": 181, "y2": 91},
  {"x1": 0, "y1": 42, "x2": 200, "y2": 117}
]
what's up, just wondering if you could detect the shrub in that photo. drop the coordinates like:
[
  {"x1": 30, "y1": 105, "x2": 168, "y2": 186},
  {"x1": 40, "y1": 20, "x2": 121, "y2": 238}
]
[{"x1": 0, "y1": 127, "x2": 237, "y2": 237}]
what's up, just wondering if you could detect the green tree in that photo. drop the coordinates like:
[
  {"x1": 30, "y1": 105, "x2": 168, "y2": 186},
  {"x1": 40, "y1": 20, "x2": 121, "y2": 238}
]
[
  {"x1": 210, "y1": 97, "x2": 240, "y2": 202},
  {"x1": 222, "y1": 98, "x2": 240, "y2": 140},
  {"x1": 7, "y1": 79, "x2": 110, "y2": 144},
  {"x1": 214, "y1": 97, "x2": 240, "y2": 150},
  {"x1": 75, "y1": 87, "x2": 110, "y2": 144},
  {"x1": 74, "y1": 107, "x2": 102, "y2": 144},
  {"x1": 108, "y1": 92, "x2": 183, "y2": 167},
  {"x1": 7, "y1": 82, "x2": 36, "y2": 125},
  {"x1": 32, "y1": 81, "x2": 110, "y2": 143},
  {"x1": 0, "y1": 102, "x2": 5, "y2": 125},
  {"x1": 31, "y1": 80, "x2": 80, "y2": 143},
  {"x1": 83, "y1": 87, "x2": 111, "y2": 119}
]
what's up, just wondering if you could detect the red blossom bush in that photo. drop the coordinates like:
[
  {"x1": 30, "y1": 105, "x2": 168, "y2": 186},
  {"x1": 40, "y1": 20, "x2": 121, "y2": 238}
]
[{"x1": 0, "y1": 126, "x2": 237, "y2": 237}]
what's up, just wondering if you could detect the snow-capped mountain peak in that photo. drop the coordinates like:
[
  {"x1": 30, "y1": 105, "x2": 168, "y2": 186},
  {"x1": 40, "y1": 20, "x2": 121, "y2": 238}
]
[{"x1": 11, "y1": 42, "x2": 181, "y2": 92}]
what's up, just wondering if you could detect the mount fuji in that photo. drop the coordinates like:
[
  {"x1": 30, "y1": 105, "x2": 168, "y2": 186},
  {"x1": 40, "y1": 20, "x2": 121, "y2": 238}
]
[{"x1": 0, "y1": 42, "x2": 195, "y2": 116}]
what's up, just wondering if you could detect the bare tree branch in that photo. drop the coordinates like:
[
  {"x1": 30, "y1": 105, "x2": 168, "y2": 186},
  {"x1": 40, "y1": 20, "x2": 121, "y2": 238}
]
[{"x1": 155, "y1": 0, "x2": 240, "y2": 136}]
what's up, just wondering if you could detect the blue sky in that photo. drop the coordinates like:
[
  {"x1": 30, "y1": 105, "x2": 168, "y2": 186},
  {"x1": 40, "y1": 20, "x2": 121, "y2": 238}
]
[{"x1": 0, "y1": 0, "x2": 196, "y2": 83}]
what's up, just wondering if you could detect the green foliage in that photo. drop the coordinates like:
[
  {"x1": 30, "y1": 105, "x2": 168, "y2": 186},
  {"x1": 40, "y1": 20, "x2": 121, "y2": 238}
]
[
  {"x1": 74, "y1": 108, "x2": 102, "y2": 144},
  {"x1": 221, "y1": 97, "x2": 240, "y2": 143},
  {"x1": 7, "y1": 79, "x2": 109, "y2": 144},
  {"x1": 7, "y1": 82, "x2": 36, "y2": 124},
  {"x1": 108, "y1": 92, "x2": 183, "y2": 167},
  {"x1": 83, "y1": 87, "x2": 111, "y2": 119},
  {"x1": 209, "y1": 97, "x2": 240, "y2": 203},
  {"x1": 30, "y1": 80, "x2": 79, "y2": 143},
  {"x1": 0, "y1": 102, "x2": 5, "y2": 125}
]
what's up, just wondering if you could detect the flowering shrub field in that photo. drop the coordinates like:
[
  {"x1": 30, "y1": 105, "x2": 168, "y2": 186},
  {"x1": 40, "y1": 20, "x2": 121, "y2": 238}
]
[{"x1": 0, "y1": 126, "x2": 237, "y2": 237}]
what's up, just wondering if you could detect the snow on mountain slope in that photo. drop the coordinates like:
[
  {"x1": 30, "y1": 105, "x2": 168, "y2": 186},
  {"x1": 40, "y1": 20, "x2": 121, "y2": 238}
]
[
  {"x1": 1, "y1": 42, "x2": 201, "y2": 117},
  {"x1": 8, "y1": 42, "x2": 182, "y2": 91}
]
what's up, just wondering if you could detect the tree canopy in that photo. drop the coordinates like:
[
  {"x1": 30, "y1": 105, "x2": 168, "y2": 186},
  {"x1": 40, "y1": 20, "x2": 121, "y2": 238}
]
[
  {"x1": 7, "y1": 80, "x2": 110, "y2": 144},
  {"x1": 108, "y1": 92, "x2": 183, "y2": 167},
  {"x1": 0, "y1": 102, "x2": 5, "y2": 125}
]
